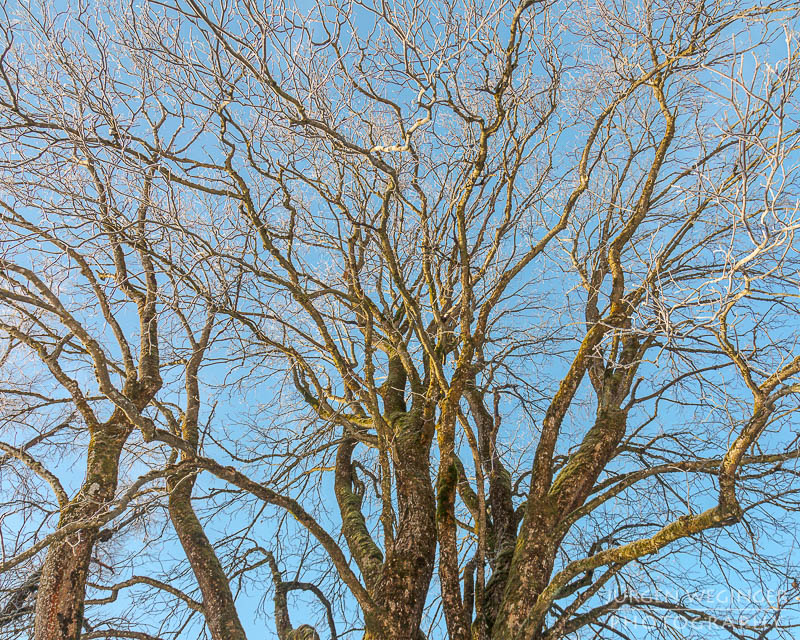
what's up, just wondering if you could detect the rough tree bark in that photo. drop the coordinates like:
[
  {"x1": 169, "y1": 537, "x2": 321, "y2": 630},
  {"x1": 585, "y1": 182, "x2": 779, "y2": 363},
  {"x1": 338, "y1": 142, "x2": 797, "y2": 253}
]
[{"x1": 33, "y1": 421, "x2": 129, "y2": 640}]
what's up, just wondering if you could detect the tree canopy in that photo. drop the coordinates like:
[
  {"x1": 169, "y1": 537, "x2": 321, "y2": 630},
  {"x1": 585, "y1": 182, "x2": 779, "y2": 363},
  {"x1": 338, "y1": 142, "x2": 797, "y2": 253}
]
[{"x1": 1, "y1": 0, "x2": 800, "y2": 639}]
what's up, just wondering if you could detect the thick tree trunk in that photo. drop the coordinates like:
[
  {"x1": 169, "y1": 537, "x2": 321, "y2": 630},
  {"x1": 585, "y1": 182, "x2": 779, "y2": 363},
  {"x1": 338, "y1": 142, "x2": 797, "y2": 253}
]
[
  {"x1": 492, "y1": 407, "x2": 630, "y2": 639},
  {"x1": 365, "y1": 409, "x2": 436, "y2": 639},
  {"x1": 34, "y1": 531, "x2": 96, "y2": 640},
  {"x1": 33, "y1": 425, "x2": 129, "y2": 640},
  {"x1": 490, "y1": 508, "x2": 557, "y2": 640}
]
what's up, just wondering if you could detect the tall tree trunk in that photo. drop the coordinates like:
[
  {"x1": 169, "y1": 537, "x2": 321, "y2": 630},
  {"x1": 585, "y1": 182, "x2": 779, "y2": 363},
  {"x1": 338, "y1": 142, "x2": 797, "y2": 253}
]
[
  {"x1": 492, "y1": 406, "x2": 630, "y2": 639},
  {"x1": 365, "y1": 408, "x2": 436, "y2": 639},
  {"x1": 167, "y1": 470, "x2": 248, "y2": 640},
  {"x1": 33, "y1": 424, "x2": 129, "y2": 640},
  {"x1": 167, "y1": 314, "x2": 247, "y2": 640},
  {"x1": 490, "y1": 508, "x2": 557, "y2": 640}
]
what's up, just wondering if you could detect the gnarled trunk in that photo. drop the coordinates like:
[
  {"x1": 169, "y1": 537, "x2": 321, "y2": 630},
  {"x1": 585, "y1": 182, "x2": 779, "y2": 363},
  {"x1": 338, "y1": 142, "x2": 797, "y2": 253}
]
[
  {"x1": 365, "y1": 409, "x2": 437, "y2": 639},
  {"x1": 34, "y1": 425, "x2": 129, "y2": 640}
]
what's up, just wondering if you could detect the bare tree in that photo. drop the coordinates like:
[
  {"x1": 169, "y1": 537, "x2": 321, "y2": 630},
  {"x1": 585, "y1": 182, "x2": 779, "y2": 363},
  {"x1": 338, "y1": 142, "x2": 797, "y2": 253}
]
[{"x1": 1, "y1": 0, "x2": 800, "y2": 639}]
